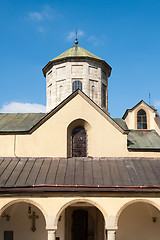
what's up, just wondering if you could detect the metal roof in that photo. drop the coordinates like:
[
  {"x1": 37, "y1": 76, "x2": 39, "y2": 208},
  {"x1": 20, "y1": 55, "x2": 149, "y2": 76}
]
[
  {"x1": 0, "y1": 113, "x2": 45, "y2": 132},
  {"x1": 42, "y1": 45, "x2": 112, "y2": 77},
  {"x1": 52, "y1": 45, "x2": 102, "y2": 61},
  {"x1": 127, "y1": 130, "x2": 160, "y2": 150},
  {"x1": 0, "y1": 157, "x2": 160, "y2": 192},
  {"x1": 113, "y1": 118, "x2": 129, "y2": 131}
]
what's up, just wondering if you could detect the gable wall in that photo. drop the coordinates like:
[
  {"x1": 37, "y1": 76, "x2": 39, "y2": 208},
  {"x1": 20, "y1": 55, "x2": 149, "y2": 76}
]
[
  {"x1": 15, "y1": 95, "x2": 127, "y2": 157},
  {"x1": 125, "y1": 102, "x2": 157, "y2": 130},
  {"x1": 1, "y1": 96, "x2": 160, "y2": 157}
]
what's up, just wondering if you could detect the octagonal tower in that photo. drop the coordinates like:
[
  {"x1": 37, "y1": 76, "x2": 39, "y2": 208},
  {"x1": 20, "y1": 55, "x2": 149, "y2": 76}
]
[{"x1": 43, "y1": 41, "x2": 112, "y2": 112}]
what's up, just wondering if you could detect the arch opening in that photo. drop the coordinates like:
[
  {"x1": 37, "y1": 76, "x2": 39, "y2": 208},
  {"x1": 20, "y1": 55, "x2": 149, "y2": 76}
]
[
  {"x1": 0, "y1": 201, "x2": 47, "y2": 240},
  {"x1": 56, "y1": 201, "x2": 105, "y2": 240},
  {"x1": 116, "y1": 201, "x2": 160, "y2": 240}
]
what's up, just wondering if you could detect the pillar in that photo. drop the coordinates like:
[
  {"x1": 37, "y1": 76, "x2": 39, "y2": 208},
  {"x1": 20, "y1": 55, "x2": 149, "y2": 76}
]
[
  {"x1": 47, "y1": 230, "x2": 56, "y2": 240},
  {"x1": 105, "y1": 216, "x2": 118, "y2": 240},
  {"x1": 107, "y1": 229, "x2": 116, "y2": 240}
]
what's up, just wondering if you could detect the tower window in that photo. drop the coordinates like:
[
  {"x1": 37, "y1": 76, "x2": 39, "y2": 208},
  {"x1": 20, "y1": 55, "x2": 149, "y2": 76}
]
[
  {"x1": 91, "y1": 85, "x2": 95, "y2": 100},
  {"x1": 137, "y1": 109, "x2": 147, "y2": 129},
  {"x1": 102, "y1": 84, "x2": 106, "y2": 108},
  {"x1": 72, "y1": 80, "x2": 82, "y2": 92}
]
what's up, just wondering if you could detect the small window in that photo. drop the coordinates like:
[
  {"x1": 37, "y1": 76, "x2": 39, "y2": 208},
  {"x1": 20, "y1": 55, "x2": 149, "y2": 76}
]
[
  {"x1": 72, "y1": 81, "x2": 82, "y2": 92},
  {"x1": 72, "y1": 126, "x2": 87, "y2": 157},
  {"x1": 137, "y1": 109, "x2": 147, "y2": 129},
  {"x1": 91, "y1": 85, "x2": 95, "y2": 100},
  {"x1": 102, "y1": 84, "x2": 106, "y2": 108}
]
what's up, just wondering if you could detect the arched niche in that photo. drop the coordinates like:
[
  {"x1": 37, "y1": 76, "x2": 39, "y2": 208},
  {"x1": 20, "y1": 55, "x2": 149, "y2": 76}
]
[{"x1": 67, "y1": 119, "x2": 92, "y2": 158}]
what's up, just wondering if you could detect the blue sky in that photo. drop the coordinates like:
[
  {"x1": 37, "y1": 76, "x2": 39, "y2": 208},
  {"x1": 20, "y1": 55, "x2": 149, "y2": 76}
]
[{"x1": 0, "y1": 0, "x2": 160, "y2": 117}]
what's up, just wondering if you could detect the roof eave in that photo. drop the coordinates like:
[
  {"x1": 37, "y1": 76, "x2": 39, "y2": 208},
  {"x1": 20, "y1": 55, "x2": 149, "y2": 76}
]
[
  {"x1": 1, "y1": 185, "x2": 160, "y2": 194},
  {"x1": 128, "y1": 148, "x2": 160, "y2": 152},
  {"x1": 42, "y1": 56, "x2": 112, "y2": 77}
]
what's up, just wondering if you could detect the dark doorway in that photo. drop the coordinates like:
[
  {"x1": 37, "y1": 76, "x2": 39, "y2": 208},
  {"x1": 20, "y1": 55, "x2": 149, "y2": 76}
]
[
  {"x1": 72, "y1": 210, "x2": 88, "y2": 240},
  {"x1": 72, "y1": 126, "x2": 87, "y2": 157},
  {"x1": 4, "y1": 231, "x2": 13, "y2": 240}
]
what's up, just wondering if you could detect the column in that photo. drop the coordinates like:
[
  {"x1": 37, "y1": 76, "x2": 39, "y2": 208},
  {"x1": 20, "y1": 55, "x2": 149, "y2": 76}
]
[
  {"x1": 105, "y1": 216, "x2": 118, "y2": 240},
  {"x1": 47, "y1": 230, "x2": 56, "y2": 240},
  {"x1": 107, "y1": 229, "x2": 116, "y2": 240}
]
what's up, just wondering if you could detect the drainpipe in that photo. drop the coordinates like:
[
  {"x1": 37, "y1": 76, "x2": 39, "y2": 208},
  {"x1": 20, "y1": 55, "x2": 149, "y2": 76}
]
[{"x1": 14, "y1": 135, "x2": 18, "y2": 158}]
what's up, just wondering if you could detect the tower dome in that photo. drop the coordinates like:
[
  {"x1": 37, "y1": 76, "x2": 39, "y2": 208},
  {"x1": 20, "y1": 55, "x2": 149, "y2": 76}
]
[{"x1": 43, "y1": 43, "x2": 112, "y2": 112}]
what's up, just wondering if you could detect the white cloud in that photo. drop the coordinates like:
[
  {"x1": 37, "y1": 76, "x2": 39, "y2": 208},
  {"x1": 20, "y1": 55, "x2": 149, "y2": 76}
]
[
  {"x1": 26, "y1": 5, "x2": 58, "y2": 33},
  {"x1": 27, "y1": 5, "x2": 55, "y2": 22},
  {"x1": 28, "y1": 12, "x2": 44, "y2": 21},
  {"x1": 88, "y1": 35, "x2": 106, "y2": 46},
  {"x1": 37, "y1": 26, "x2": 45, "y2": 33},
  {"x1": 0, "y1": 102, "x2": 46, "y2": 113},
  {"x1": 67, "y1": 30, "x2": 85, "y2": 41}
]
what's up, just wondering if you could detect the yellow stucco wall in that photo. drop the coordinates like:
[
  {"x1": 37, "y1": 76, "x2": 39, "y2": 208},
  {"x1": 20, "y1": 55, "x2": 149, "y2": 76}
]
[
  {"x1": 0, "y1": 94, "x2": 160, "y2": 158},
  {"x1": 1, "y1": 196, "x2": 160, "y2": 228}
]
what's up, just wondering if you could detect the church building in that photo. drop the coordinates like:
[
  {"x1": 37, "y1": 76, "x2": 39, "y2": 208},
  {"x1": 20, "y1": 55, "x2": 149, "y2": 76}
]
[{"x1": 0, "y1": 39, "x2": 160, "y2": 240}]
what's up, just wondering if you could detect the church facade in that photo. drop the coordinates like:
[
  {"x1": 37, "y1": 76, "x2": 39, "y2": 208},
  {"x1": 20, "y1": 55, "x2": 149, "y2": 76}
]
[{"x1": 0, "y1": 41, "x2": 160, "y2": 240}]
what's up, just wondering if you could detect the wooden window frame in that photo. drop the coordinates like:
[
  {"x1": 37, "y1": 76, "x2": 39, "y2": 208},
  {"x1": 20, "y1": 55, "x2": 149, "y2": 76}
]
[{"x1": 136, "y1": 108, "x2": 147, "y2": 130}]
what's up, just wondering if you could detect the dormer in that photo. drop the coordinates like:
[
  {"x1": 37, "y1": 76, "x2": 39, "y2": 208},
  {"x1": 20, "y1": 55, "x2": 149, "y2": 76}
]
[{"x1": 122, "y1": 100, "x2": 160, "y2": 134}]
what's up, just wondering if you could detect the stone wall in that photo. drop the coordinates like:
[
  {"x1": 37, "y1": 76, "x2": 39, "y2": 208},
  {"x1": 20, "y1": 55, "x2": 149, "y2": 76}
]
[{"x1": 46, "y1": 59, "x2": 109, "y2": 112}]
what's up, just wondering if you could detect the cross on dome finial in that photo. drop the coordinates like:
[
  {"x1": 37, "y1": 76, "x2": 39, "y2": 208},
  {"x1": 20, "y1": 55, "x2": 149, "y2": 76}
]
[{"x1": 75, "y1": 29, "x2": 78, "y2": 45}]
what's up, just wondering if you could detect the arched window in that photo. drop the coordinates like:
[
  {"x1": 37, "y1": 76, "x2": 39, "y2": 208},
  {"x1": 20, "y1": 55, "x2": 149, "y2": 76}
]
[
  {"x1": 72, "y1": 126, "x2": 87, "y2": 157},
  {"x1": 72, "y1": 80, "x2": 82, "y2": 92},
  {"x1": 137, "y1": 109, "x2": 147, "y2": 129}
]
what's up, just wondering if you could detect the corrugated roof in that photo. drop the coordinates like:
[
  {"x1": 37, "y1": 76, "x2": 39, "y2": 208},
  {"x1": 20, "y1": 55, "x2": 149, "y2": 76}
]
[
  {"x1": 0, "y1": 157, "x2": 160, "y2": 191},
  {"x1": 0, "y1": 113, "x2": 45, "y2": 132},
  {"x1": 127, "y1": 130, "x2": 160, "y2": 150}
]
